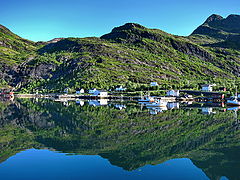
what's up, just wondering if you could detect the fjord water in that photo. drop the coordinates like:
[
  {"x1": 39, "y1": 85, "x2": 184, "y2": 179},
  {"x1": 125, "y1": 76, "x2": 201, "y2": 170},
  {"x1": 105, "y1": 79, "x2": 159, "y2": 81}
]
[{"x1": 0, "y1": 99, "x2": 239, "y2": 180}]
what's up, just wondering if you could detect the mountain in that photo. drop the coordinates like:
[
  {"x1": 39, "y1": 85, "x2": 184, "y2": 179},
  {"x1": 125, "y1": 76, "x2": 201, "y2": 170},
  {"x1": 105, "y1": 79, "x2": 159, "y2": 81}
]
[
  {"x1": 0, "y1": 15, "x2": 240, "y2": 92},
  {"x1": 190, "y1": 14, "x2": 240, "y2": 49},
  {"x1": 192, "y1": 14, "x2": 240, "y2": 37},
  {"x1": 0, "y1": 25, "x2": 36, "y2": 88}
]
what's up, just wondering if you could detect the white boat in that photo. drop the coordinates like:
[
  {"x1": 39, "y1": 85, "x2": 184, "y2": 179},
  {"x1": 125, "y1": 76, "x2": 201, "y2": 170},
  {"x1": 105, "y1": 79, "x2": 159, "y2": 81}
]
[
  {"x1": 138, "y1": 96, "x2": 155, "y2": 102},
  {"x1": 227, "y1": 106, "x2": 240, "y2": 111},
  {"x1": 227, "y1": 96, "x2": 240, "y2": 106},
  {"x1": 146, "y1": 100, "x2": 167, "y2": 107}
]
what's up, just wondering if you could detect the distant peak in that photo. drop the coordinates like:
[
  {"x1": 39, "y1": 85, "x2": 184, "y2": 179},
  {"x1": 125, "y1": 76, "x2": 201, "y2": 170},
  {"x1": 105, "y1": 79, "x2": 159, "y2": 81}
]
[
  {"x1": 122, "y1": 23, "x2": 145, "y2": 29},
  {"x1": 47, "y1": 38, "x2": 64, "y2": 44},
  {"x1": 205, "y1": 14, "x2": 223, "y2": 23},
  {"x1": 0, "y1": 24, "x2": 9, "y2": 31},
  {"x1": 111, "y1": 23, "x2": 146, "y2": 32},
  {"x1": 0, "y1": 24, "x2": 14, "y2": 35},
  {"x1": 100, "y1": 23, "x2": 148, "y2": 42},
  {"x1": 226, "y1": 14, "x2": 240, "y2": 20}
]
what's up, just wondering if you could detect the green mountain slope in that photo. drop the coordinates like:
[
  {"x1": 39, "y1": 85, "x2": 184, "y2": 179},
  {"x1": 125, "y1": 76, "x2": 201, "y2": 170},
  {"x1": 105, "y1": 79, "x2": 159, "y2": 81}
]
[
  {"x1": 1, "y1": 15, "x2": 240, "y2": 92},
  {"x1": 0, "y1": 25, "x2": 37, "y2": 88}
]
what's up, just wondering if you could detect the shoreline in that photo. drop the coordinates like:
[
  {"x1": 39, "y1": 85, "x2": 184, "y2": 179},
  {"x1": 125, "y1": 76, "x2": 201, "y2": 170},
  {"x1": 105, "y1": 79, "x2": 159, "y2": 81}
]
[{"x1": 13, "y1": 93, "x2": 197, "y2": 102}]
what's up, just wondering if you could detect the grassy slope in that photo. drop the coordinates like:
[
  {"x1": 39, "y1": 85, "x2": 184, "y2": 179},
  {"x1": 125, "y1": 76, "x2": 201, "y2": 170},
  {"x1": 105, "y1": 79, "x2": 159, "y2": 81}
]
[
  {"x1": 1, "y1": 23, "x2": 240, "y2": 92},
  {"x1": 0, "y1": 25, "x2": 36, "y2": 65},
  {"x1": 0, "y1": 25, "x2": 38, "y2": 88},
  {"x1": 20, "y1": 25, "x2": 240, "y2": 92}
]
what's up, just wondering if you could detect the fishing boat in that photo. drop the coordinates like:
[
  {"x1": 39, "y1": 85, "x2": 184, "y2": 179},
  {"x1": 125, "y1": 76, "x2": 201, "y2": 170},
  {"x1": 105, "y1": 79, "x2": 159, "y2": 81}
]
[
  {"x1": 138, "y1": 96, "x2": 155, "y2": 103},
  {"x1": 0, "y1": 91, "x2": 14, "y2": 99},
  {"x1": 226, "y1": 96, "x2": 240, "y2": 106},
  {"x1": 227, "y1": 106, "x2": 240, "y2": 111},
  {"x1": 146, "y1": 100, "x2": 167, "y2": 107}
]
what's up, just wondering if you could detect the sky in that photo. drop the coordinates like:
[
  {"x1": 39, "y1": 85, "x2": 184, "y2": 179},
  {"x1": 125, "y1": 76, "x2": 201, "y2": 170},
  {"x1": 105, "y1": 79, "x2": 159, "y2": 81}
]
[{"x1": 0, "y1": 0, "x2": 239, "y2": 42}]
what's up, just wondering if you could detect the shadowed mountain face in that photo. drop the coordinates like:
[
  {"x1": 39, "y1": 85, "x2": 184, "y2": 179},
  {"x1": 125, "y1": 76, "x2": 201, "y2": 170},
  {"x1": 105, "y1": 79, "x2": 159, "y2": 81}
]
[
  {"x1": 191, "y1": 14, "x2": 240, "y2": 49},
  {"x1": 192, "y1": 147, "x2": 240, "y2": 180},
  {"x1": 1, "y1": 99, "x2": 240, "y2": 179},
  {"x1": 1, "y1": 14, "x2": 240, "y2": 92},
  {"x1": 192, "y1": 14, "x2": 240, "y2": 36}
]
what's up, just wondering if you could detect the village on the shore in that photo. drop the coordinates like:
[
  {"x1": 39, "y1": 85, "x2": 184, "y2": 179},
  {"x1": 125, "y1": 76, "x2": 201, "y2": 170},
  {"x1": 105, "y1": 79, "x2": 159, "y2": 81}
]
[{"x1": 1, "y1": 81, "x2": 240, "y2": 108}]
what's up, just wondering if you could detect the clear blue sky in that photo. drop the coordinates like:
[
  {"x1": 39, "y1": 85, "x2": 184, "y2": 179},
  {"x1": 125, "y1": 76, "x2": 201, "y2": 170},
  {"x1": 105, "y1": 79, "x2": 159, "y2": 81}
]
[{"x1": 0, "y1": 0, "x2": 239, "y2": 41}]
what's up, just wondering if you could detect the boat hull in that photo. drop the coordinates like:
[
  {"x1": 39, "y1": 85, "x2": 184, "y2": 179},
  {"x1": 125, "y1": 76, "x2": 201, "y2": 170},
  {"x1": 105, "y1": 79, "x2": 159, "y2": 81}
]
[
  {"x1": 227, "y1": 100, "x2": 240, "y2": 106},
  {"x1": 146, "y1": 104, "x2": 166, "y2": 107},
  {"x1": 227, "y1": 103, "x2": 240, "y2": 106},
  {"x1": 138, "y1": 99, "x2": 154, "y2": 102}
]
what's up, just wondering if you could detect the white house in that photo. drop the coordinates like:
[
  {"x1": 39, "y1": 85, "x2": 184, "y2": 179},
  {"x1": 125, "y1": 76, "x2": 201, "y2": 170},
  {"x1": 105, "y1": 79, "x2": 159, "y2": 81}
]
[
  {"x1": 97, "y1": 90, "x2": 108, "y2": 97},
  {"x1": 115, "y1": 86, "x2": 127, "y2": 91},
  {"x1": 150, "y1": 82, "x2": 158, "y2": 86},
  {"x1": 64, "y1": 88, "x2": 69, "y2": 94},
  {"x1": 89, "y1": 89, "x2": 108, "y2": 97},
  {"x1": 76, "y1": 89, "x2": 85, "y2": 94},
  {"x1": 166, "y1": 90, "x2": 180, "y2": 97},
  {"x1": 201, "y1": 84, "x2": 216, "y2": 92},
  {"x1": 89, "y1": 88, "x2": 98, "y2": 94}
]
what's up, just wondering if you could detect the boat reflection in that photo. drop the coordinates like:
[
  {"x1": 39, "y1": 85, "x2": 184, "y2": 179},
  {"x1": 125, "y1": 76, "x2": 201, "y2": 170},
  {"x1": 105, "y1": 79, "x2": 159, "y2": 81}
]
[
  {"x1": 114, "y1": 104, "x2": 126, "y2": 110},
  {"x1": 201, "y1": 107, "x2": 216, "y2": 115},
  {"x1": 226, "y1": 106, "x2": 240, "y2": 111},
  {"x1": 89, "y1": 99, "x2": 108, "y2": 106},
  {"x1": 48, "y1": 98, "x2": 231, "y2": 116},
  {"x1": 148, "y1": 106, "x2": 168, "y2": 115},
  {"x1": 76, "y1": 99, "x2": 85, "y2": 106},
  {"x1": 167, "y1": 102, "x2": 180, "y2": 109}
]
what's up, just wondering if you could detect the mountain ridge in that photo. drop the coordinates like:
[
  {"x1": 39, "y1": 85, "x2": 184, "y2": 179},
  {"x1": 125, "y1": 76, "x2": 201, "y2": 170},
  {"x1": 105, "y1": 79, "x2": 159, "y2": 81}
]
[
  {"x1": 0, "y1": 14, "x2": 240, "y2": 92},
  {"x1": 191, "y1": 14, "x2": 240, "y2": 44}
]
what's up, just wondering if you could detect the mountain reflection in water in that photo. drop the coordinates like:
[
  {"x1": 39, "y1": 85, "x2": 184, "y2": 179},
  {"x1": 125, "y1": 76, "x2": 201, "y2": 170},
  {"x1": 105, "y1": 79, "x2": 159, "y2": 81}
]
[{"x1": 0, "y1": 98, "x2": 239, "y2": 180}]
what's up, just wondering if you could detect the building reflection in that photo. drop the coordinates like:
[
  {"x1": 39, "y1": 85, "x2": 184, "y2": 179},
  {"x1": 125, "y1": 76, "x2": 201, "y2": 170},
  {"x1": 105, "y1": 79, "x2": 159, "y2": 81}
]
[
  {"x1": 201, "y1": 107, "x2": 216, "y2": 115},
  {"x1": 88, "y1": 99, "x2": 108, "y2": 106}
]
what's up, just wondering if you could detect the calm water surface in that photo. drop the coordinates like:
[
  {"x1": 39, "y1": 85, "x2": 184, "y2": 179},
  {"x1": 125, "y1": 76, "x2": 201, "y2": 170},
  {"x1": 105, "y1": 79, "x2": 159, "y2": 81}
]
[{"x1": 0, "y1": 98, "x2": 238, "y2": 180}]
